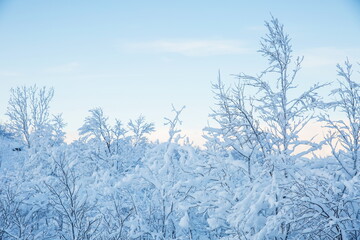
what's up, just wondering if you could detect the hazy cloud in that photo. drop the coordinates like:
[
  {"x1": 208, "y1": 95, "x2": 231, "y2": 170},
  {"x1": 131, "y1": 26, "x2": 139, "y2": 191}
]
[
  {"x1": 298, "y1": 47, "x2": 360, "y2": 68},
  {"x1": 0, "y1": 71, "x2": 22, "y2": 77},
  {"x1": 121, "y1": 40, "x2": 250, "y2": 56},
  {"x1": 45, "y1": 62, "x2": 80, "y2": 74},
  {"x1": 246, "y1": 25, "x2": 264, "y2": 32}
]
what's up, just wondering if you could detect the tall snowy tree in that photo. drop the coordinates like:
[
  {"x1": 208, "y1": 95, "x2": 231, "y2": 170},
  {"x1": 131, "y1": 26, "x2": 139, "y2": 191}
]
[{"x1": 205, "y1": 16, "x2": 326, "y2": 239}]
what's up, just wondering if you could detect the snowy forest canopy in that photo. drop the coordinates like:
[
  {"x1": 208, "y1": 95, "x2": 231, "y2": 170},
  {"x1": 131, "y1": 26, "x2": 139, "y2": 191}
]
[{"x1": 1, "y1": 17, "x2": 360, "y2": 240}]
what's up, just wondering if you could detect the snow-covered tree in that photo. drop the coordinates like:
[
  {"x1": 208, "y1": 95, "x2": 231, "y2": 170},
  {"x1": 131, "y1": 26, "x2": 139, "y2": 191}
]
[
  {"x1": 321, "y1": 60, "x2": 360, "y2": 177},
  {"x1": 303, "y1": 59, "x2": 360, "y2": 239},
  {"x1": 128, "y1": 115, "x2": 155, "y2": 148},
  {"x1": 2, "y1": 15, "x2": 359, "y2": 240},
  {"x1": 79, "y1": 108, "x2": 154, "y2": 173},
  {"x1": 6, "y1": 85, "x2": 54, "y2": 148},
  {"x1": 45, "y1": 151, "x2": 101, "y2": 240},
  {"x1": 205, "y1": 16, "x2": 327, "y2": 239},
  {"x1": 79, "y1": 108, "x2": 114, "y2": 156}
]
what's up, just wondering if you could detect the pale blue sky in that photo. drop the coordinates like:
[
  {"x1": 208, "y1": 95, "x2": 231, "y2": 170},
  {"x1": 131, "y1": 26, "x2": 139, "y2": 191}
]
[{"x1": 1, "y1": 0, "x2": 360, "y2": 144}]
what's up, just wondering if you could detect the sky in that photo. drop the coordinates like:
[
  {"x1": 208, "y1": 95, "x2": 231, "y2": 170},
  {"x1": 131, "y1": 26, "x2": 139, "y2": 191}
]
[{"x1": 0, "y1": 0, "x2": 360, "y2": 145}]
